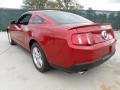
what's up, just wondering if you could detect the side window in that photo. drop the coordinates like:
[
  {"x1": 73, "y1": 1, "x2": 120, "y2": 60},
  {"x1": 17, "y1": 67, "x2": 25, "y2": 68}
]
[
  {"x1": 32, "y1": 16, "x2": 43, "y2": 24},
  {"x1": 17, "y1": 14, "x2": 32, "y2": 25}
]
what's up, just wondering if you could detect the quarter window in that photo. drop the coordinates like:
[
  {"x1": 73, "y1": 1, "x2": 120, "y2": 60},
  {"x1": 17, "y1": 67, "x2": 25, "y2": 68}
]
[{"x1": 32, "y1": 16, "x2": 43, "y2": 24}]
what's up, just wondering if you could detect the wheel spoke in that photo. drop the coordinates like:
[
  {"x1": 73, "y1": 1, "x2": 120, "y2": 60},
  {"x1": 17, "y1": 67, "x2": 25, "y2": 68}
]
[{"x1": 32, "y1": 47, "x2": 43, "y2": 68}]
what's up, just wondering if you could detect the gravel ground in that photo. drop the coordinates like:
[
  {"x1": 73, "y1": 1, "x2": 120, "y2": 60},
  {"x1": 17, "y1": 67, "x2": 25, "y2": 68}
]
[{"x1": 0, "y1": 31, "x2": 120, "y2": 90}]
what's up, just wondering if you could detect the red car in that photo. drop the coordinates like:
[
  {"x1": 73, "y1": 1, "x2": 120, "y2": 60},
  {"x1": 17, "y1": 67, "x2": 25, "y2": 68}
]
[{"x1": 7, "y1": 10, "x2": 116, "y2": 73}]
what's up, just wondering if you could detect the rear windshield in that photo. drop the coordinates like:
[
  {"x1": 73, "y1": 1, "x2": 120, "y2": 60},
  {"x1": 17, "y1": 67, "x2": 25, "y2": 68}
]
[{"x1": 43, "y1": 11, "x2": 93, "y2": 24}]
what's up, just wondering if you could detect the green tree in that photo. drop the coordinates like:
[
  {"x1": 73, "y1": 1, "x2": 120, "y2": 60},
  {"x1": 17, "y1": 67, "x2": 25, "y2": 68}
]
[
  {"x1": 23, "y1": 0, "x2": 60, "y2": 9},
  {"x1": 56, "y1": 0, "x2": 83, "y2": 9},
  {"x1": 23, "y1": 0, "x2": 48, "y2": 9},
  {"x1": 23, "y1": 0, "x2": 83, "y2": 9},
  {"x1": 46, "y1": 1, "x2": 60, "y2": 9},
  {"x1": 56, "y1": 0, "x2": 71, "y2": 9}
]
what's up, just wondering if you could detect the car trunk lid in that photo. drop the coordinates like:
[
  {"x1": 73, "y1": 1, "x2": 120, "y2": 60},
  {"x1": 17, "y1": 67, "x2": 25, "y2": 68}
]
[{"x1": 68, "y1": 23, "x2": 114, "y2": 45}]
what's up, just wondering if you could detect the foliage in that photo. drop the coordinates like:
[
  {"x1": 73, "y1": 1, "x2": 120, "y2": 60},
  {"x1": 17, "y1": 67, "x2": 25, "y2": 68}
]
[
  {"x1": 56, "y1": 0, "x2": 73, "y2": 9},
  {"x1": 56, "y1": 0, "x2": 83, "y2": 9},
  {"x1": 23, "y1": 0, "x2": 83, "y2": 9},
  {"x1": 46, "y1": 1, "x2": 60, "y2": 9},
  {"x1": 23, "y1": 0, "x2": 47, "y2": 9},
  {"x1": 23, "y1": 0, "x2": 60, "y2": 9}
]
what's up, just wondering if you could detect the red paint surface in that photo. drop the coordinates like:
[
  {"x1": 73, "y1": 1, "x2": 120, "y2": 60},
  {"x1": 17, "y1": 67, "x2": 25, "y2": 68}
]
[{"x1": 8, "y1": 11, "x2": 116, "y2": 68}]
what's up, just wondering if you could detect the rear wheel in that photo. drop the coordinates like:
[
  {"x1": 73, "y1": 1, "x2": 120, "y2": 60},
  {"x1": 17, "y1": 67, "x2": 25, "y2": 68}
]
[
  {"x1": 31, "y1": 43, "x2": 50, "y2": 73},
  {"x1": 7, "y1": 32, "x2": 16, "y2": 45}
]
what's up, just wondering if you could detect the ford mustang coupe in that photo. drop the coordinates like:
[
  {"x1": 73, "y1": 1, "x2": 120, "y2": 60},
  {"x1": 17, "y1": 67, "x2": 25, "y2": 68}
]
[{"x1": 7, "y1": 10, "x2": 116, "y2": 73}]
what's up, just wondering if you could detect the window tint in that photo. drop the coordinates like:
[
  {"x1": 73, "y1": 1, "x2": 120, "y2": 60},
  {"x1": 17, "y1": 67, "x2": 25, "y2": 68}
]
[
  {"x1": 43, "y1": 11, "x2": 93, "y2": 24},
  {"x1": 32, "y1": 16, "x2": 43, "y2": 24},
  {"x1": 18, "y1": 14, "x2": 32, "y2": 25}
]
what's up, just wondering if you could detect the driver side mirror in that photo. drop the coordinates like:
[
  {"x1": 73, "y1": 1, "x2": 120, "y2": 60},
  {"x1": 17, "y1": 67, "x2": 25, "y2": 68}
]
[{"x1": 10, "y1": 21, "x2": 16, "y2": 24}]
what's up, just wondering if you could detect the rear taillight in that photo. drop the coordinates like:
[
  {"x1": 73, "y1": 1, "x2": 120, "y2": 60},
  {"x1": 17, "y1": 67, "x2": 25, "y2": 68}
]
[{"x1": 71, "y1": 33, "x2": 94, "y2": 46}]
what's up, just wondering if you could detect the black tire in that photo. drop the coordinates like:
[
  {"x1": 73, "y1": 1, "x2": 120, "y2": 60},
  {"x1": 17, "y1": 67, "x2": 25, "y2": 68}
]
[
  {"x1": 7, "y1": 32, "x2": 16, "y2": 45},
  {"x1": 31, "y1": 42, "x2": 50, "y2": 73}
]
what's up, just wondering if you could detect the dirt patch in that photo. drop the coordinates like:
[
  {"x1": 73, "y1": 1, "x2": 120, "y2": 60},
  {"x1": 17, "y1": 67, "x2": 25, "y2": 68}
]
[
  {"x1": 100, "y1": 84, "x2": 112, "y2": 90},
  {"x1": 100, "y1": 82, "x2": 120, "y2": 90}
]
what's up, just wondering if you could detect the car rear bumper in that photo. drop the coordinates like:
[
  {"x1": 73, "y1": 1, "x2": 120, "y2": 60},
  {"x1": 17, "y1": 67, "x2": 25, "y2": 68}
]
[
  {"x1": 67, "y1": 51, "x2": 115, "y2": 72},
  {"x1": 49, "y1": 39, "x2": 116, "y2": 71}
]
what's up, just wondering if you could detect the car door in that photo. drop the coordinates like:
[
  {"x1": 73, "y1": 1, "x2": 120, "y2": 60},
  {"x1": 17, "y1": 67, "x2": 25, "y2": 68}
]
[
  {"x1": 15, "y1": 14, "x2": 32, "y2": 47},
  {"x1": 29, "y1": 15, "x2": 56, "y2": 59}
]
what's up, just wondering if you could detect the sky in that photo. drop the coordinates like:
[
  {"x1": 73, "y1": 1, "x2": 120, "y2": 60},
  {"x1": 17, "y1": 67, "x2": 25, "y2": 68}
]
[
  {"x1": 0, "y1": 0, "x2": 120, "y2": 11},
  {"x1": 77, "y1": 0, "x2": 120, "y2": 11},
  {"x1": 0, "y1": 0, "x2": 23, "y2": 8}
]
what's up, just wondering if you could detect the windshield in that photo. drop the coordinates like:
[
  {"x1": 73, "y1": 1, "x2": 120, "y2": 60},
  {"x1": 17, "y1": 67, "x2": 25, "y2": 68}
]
[{"x1": 43, "y1": 11, "x2": 93, "y2": 24}]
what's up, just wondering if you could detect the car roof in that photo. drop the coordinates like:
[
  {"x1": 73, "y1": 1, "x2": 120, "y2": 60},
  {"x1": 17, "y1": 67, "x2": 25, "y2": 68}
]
[{"x1": 26, "y1": 10, "x2": 65, "y2": 14}]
